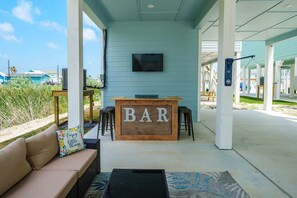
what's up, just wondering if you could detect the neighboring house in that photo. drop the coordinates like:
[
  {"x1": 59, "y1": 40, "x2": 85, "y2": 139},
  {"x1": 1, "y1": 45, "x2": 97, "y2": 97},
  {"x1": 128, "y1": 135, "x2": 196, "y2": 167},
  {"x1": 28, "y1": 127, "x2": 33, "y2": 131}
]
[
  {"x1": 23, "y1": 70, "x2": 50, "y2": 84},
  {"x1": 42, "y1": 70, "x2": 61, "y2": 84},
  {"x1": 0, "y1": 71, "x2": 8, "y2": 84}
]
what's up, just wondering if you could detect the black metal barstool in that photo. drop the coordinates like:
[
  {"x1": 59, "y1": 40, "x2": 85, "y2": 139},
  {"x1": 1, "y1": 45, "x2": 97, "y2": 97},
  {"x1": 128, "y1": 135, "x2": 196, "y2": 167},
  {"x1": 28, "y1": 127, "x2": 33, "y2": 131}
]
[
  {"x1": 97, "y1": 106, "x2": 115, "y2": 141},
  {"x1": 178, "y1": 106, "x2": 195, "y2": 141}
]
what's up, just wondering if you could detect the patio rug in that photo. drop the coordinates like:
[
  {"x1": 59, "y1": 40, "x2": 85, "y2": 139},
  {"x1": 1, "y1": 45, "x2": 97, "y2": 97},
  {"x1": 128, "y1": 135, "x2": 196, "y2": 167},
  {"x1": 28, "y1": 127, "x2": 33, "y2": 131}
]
[{"x1": 84, "y1": 171, "x2": 249, "y2": 198}]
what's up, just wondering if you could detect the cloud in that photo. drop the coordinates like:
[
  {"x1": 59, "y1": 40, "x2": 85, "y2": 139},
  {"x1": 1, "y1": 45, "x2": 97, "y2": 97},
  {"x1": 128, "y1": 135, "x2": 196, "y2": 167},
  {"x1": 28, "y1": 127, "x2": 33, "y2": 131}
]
[
  {"x1": 0, "y1": 22, "x2": 21, "y2": 42},
  {"x1": 0, "y1": 34, "x2": 22, "y2": 42},
  {"x1": 34, "y1": 7, "x2": 40, "y2": 15},
  {"x1": 83, "y1": 13, "x2": 98, "y2": 29},
  {"x1": 12, "y1": 0, "x2": 40, "y2": 23},
  {"x1": 47, "y1": 42, "x2": 58, "y2": 49},
  {"x1": 0, "y1": 22, "x2": 14, "y2": 33},
  {"x1": 40, "y1": 21, "x2": 66, "y2": 34},
  {"x1": 83, "y1": 28, "x2": 98, "y2": 42}
]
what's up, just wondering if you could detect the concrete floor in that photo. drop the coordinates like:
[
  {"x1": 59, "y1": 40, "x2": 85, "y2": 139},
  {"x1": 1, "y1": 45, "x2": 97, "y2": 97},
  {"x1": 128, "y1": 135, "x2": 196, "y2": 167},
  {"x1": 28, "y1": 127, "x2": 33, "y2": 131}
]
[{"x1": 84, "y1": 109, "x2": 297, "y2": 198}]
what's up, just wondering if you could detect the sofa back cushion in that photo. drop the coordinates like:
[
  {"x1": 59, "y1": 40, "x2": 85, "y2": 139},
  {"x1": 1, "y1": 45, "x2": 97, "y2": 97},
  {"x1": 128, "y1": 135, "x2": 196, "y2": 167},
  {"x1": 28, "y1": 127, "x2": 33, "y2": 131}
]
[
  {"x1": 0, "y1": 138, "x2": 32, "y2": 196},
  {"x1": 26, "y1": 124, "x2": 59, "y2": 170}
]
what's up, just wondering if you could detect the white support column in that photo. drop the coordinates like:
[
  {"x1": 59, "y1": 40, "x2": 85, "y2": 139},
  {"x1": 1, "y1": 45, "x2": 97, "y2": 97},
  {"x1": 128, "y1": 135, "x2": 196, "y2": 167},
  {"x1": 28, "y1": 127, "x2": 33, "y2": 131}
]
[
  {"x1": 285, "y1": 69, "x2": 289, "y2": 94},
  {"x1": 197, "y1": 30, "x2": 202, "y2": 122},
  {"x1": 290, "y1": 59, "x2": 297, "y2": 98},
  {"x1": 247, "y1": 68, "x2": 251, "y2": 94},
  {"x1": 210, "y1": 64, "x2": 214, "y2": 91},
  {"x1": 215, "y1": 0, "x2": 236, "y2": 150},
  {"x1": 264, "y1": 45, "x2": 274, "y2": 111},
  {"x1": 100, "y1": 29, "x2": 105, "y2": 108},
  {"x1": 202, "y1": 69, "x2": 206, "y2": 93},
  {"x1": 274, "y1": 60, "x2": 282, "y2": 100},
  {"x1": 234, "y1": 52, "x2": 241, "y2": 103},
  {"x1": 67, "y1": 0, "x2": 84, "y2": 129},
  {"x1": 242, "y1": 67, "x2": 246, "y2": 94},
  {"x1": 256, "y1": 64, "x2": 261, "y2": 85}
]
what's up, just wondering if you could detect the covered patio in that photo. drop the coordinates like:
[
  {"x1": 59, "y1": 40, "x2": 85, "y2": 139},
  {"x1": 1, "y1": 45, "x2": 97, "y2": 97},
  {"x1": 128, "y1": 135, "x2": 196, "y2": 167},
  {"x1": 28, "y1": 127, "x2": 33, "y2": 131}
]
[
  {"x1": 84, "y1": 109, "x2": 297, "y2": 197},
  {"x1": 66, "y1": 0, "x2": 297, "y2": 197},
  {"x1": 67, "y1": 0, "x2": 297, "y2": 149}
]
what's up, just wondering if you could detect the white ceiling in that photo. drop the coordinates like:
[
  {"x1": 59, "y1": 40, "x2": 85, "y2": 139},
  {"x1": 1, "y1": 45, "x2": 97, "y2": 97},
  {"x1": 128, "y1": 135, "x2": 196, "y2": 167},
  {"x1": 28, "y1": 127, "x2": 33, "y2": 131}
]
[
  {"x1": 202, "y1": 0, "x2": 297, "y2": 41},
  {"x1": 84, "y1": 0, "x2": 297, "y2": 64}
]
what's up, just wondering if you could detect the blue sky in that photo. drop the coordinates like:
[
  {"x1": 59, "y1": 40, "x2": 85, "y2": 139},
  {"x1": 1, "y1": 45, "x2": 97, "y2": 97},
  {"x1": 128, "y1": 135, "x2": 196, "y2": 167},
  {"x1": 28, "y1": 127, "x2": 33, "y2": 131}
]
[{"x1": 0, "y1": 0, "x2": 102, "y2": 78}]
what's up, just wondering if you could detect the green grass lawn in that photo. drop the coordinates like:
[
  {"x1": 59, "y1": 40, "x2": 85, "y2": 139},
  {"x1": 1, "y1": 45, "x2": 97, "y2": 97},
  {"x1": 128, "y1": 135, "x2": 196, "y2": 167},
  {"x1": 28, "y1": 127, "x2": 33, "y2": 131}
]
[{"x1": 240, "y1": 96, "x2": 297, "y2": 106}]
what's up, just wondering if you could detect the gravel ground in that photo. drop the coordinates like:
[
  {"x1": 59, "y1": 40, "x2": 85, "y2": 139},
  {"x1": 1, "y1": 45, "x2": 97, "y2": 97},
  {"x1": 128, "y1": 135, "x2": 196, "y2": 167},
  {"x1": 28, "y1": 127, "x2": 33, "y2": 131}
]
[
  {"x1": 201, "y1": 99, "x2": 297, "y2": 117},
  {"x1": 0, "y1": 102, "x2": 100, "y2": 143},
  {"x1": 0, "y1": 113, "x2": 68, "y2": 143}
]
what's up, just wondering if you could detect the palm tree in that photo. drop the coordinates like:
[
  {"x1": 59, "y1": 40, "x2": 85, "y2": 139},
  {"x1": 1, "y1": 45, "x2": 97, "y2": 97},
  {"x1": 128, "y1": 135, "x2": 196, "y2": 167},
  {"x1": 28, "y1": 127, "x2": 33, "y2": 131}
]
[{"x1": 10, "y1": 66, "x2": 17, "y2": 75}]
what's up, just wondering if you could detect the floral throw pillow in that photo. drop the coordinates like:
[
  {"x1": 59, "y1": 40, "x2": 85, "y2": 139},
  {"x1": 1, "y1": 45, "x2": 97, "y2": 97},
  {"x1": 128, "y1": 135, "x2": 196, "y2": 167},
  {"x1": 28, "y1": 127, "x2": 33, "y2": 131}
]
[{"x1": 56, "y1": 125, "x2": 86, "y2": 157}]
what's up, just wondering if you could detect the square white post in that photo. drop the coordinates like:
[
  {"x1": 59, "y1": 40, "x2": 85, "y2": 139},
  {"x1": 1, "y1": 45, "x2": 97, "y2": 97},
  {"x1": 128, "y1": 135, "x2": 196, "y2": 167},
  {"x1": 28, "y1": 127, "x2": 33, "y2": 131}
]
[
  {"x1": 274, "y1": 60, "x2": 282, "y2": 100},
  {"x1": 290, "y1": 58, "x2": 297, "y2": 98},
  {"x1": 285, "y1": 69, "x2": 289, "y2": 94},
  {"x1": 247, "y1": 68, "x2": 251, "y2": 94},
  {"x1": 67, "y1": 0, "x2": 84, "y2": 129},
  {"x1": 202, "y1": 69, "x2": 206, "y2": 93},
  {"x1": 234, "y1": 52, "x2": 241, "y2": 103},
  {"x1": 242, "y1": 67, "x2": 247, "y2": 94},
  {"x1": 256, "y1": 64, "x2": 261, "y2": 85},
  {"x1": 264, "y1": 45, "x2": 274, "y2": 111},
  {"x1": 197, "y1": 30, "x2": 202, "y2": 122},
  {"x1": 216, "y1": 0, "x2": 236, "y2": 150},
  {"x1": 210, "y1": 64, "x2": 214, "y2": 91}
]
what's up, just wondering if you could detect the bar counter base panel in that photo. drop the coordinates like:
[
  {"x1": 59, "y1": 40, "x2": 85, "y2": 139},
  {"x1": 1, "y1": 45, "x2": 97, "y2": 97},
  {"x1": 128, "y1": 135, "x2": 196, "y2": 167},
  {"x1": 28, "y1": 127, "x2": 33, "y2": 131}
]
[{"x1": 114, "y1": 98, "x2": 179, "y2": 141}]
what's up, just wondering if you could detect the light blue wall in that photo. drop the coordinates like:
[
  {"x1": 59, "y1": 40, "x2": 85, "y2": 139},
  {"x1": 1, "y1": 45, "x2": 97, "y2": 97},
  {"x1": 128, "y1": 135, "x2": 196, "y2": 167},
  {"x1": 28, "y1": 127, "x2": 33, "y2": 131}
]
[
  {"x1": 241, "y1": 37, "x2": 297, "y2": 66},
  {"x1": 274, "y1": 37, "x2": 297, "y2": 62},
  {"x1": 0, "y1": 75, "x2": 6, "y2": 83},
  {"x1": 30, "y1": 75, "x2": 49, "y2": 84},
  {"x1": 241, "y1": 41, "x2": 265, "y2": 66},
  {"x1": 104, "y1": 21, "x2": 199, "y2": 120}
]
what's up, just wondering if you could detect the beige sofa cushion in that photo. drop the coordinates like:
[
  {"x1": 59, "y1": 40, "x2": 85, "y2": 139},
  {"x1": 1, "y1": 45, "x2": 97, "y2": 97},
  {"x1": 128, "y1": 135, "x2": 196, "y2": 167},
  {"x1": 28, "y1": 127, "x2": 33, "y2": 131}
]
[
  {"x1": 26, "y1": 124, "x2": 58, "y2": 170},
  {"x1": 2, "y1": 170, "x2": 77, "y2": 198},
  {"x1": 40, "y1": 149, "x2": 97, "y2": 177},
  {"x1": 0, "y1": 138, "x2": 32, "y2": 196}
]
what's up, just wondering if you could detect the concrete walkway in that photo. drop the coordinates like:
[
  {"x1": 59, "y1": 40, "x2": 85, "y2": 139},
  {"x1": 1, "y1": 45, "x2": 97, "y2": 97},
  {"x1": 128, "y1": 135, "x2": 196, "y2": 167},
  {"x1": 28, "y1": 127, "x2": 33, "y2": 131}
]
[
  {"x1": 85, "y1": 109, "x2": 297, "y2": 197},
  {"x1": 202, "y1": 109, "x2": 297, "y2": 198}
]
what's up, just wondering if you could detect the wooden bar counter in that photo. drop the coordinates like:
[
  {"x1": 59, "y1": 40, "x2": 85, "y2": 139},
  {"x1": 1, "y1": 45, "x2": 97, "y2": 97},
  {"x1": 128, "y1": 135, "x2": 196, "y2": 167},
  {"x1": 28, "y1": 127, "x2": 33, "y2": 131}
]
[{"x1": 114, "y1": 98, "x2": 178, "y2": 140}]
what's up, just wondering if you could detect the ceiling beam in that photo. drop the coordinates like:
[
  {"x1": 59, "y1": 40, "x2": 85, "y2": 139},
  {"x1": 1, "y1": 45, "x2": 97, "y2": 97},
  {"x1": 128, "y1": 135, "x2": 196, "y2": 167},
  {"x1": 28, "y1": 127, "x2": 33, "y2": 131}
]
[
  {"x1": 83, "y1": 0, "x2": 108, "y2": 29},
  {"x1": 194, "y1": 0, "x2": 217, "y2": 29},
  {"x1": 266, "y1": 29, "x2": 297, "y2": 46},
  {"x1": 202, "y1": 58, "x2": 218, "y2": 66}
]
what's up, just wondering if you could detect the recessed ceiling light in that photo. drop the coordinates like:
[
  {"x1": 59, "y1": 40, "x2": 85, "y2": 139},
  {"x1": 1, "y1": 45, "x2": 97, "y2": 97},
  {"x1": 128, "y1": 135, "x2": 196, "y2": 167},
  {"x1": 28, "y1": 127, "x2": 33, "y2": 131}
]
[
  {"x1": 147, "y1": 4, "x2": 154, "y2": 9},
  {"x1": 285, "y1": 4, "x2": 293, "y2": 8}
]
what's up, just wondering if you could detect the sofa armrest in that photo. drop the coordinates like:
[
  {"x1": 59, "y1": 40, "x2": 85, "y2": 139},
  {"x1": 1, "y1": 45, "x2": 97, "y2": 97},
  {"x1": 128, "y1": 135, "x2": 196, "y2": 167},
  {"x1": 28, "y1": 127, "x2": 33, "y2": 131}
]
[{"x1": 83, "y1": 138, "x2": 100, "y2": 174}]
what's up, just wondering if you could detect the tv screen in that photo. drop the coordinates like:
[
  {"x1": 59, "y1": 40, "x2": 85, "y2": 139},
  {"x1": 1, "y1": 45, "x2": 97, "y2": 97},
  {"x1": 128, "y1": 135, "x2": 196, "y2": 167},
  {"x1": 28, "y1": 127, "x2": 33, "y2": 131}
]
[{"x1": 132, "y1": 54, "x2": 163, "y2": 72}]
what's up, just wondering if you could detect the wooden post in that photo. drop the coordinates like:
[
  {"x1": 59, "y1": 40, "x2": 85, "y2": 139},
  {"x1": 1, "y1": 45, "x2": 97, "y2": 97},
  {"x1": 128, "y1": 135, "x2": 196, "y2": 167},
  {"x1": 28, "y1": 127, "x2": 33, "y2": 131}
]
[
  {"x1": 89, "y1": 94, "x2": 93, "y2": 123},
  {"x1": 54, "y1": 96, "x2": 59, "y2": 126}
]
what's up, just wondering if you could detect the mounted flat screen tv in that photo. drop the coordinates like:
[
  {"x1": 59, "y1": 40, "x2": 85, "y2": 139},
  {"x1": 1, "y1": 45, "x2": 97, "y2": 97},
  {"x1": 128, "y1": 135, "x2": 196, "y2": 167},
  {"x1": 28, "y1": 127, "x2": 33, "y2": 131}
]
[{"x1": 132, "y1": 53, "x2": 163, "y2": 72}]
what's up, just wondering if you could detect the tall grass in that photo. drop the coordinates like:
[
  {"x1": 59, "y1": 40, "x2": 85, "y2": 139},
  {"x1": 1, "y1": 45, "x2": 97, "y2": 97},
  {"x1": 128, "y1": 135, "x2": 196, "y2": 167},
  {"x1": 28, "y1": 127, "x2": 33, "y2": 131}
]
[
  {"x1": 0, "y1": 78, "x2": 54, "y2": 130},
  {"x1": 0, "y1": 77, "x2": 101, "y2": 131}
]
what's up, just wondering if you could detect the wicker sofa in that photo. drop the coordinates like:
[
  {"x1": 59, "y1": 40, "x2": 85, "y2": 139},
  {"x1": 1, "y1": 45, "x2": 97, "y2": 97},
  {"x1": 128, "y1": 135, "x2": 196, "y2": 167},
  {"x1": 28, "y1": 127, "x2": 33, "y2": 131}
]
[{"x1": 0, "y1": 124, "x2": 100, "y2": 198}]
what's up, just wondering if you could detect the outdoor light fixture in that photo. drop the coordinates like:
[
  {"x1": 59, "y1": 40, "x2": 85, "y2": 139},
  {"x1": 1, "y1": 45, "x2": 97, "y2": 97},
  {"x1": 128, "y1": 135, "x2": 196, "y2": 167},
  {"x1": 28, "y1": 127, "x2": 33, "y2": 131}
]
[
  {"x1": 147, "y1": 4, "x2": 155, "y2": 9},
  {"x1": 225, "y1": 55, "x2": 255, "y2": 86}
]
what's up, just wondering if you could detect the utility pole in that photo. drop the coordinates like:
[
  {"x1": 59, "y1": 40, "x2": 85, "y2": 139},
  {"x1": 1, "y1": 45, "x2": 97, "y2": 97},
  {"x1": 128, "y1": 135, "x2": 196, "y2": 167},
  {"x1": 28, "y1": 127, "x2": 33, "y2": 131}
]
[
  {"x1": 8, "y1": 59, "x2": 10, "y2": 77},
  {"x1": 57, "y1": 65, "x2": 59, "y2": 84}
]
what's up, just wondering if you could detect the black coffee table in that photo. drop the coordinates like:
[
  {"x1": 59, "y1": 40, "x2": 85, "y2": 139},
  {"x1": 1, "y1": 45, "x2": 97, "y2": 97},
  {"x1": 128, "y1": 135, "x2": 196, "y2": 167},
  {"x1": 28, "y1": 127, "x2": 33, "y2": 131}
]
[{"x1": 103, "y1": 169, "x2": 169, "y2": 198}]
